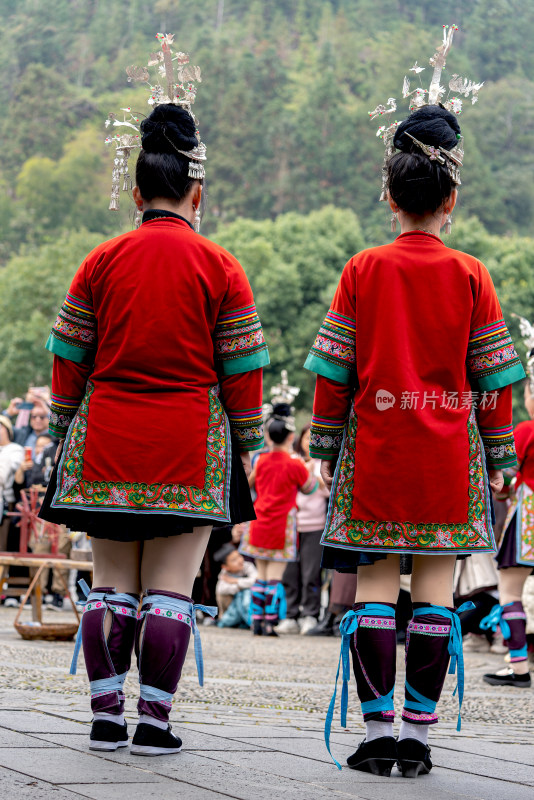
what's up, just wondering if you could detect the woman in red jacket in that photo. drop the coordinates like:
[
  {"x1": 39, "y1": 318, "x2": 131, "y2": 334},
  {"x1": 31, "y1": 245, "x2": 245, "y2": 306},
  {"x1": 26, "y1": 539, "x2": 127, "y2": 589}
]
[
  {"x1": 240, "y1": 404, "x2": 317, "y2": 635},
  {"x1": 40, "y1": 101, "x2": 269, "y2": 755}
]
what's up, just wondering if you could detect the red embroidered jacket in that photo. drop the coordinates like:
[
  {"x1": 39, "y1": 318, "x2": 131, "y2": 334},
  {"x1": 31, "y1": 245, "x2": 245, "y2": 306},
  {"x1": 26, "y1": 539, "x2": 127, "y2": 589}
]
[{"x1": 45, "y1": 216, "x2": 269, "y2": 521}]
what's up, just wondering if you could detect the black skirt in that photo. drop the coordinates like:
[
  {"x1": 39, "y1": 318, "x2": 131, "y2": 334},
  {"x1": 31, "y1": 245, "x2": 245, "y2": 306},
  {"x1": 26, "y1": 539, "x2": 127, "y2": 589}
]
[
  {"x1": 39, "y1": 444, "x2": 255, "y2": 542},
  {"x1": 496, "y1": 511, "x2": 534, "y2": 573}
]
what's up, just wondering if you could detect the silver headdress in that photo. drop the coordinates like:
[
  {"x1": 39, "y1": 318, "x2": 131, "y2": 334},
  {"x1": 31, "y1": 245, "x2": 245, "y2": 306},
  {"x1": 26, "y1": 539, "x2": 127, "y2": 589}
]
[
  {"x1": 105, "y1": 33, "x2": 206, "y2": 219},
  {"x1": 512, "y1": 313, "x2": 534, "y2": 393},
  {"x1": 370, "y1": 24, "x2": 483, "y2": 230},
  {"x1": 263, "y1": 370, "x2": 300, "y2": 433}
]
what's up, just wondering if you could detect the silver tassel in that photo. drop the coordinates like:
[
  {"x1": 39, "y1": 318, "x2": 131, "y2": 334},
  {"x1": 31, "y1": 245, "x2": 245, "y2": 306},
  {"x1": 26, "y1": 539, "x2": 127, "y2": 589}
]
[{"x1": 444, "y1": 213, "x2": 452, "y2": 235}]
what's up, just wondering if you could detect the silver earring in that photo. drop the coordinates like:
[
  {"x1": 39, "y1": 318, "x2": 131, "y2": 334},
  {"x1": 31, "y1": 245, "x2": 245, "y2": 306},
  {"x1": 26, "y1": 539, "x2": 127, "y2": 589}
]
[
  {"x1": 444, "y1": 213, "x2": 452, "y2": 235},
  {"x1": 194, "y1": 206, "x2": 201, "y2": 233},
  {"x1": 134, "y1": 208, "x2": 142, "y2": 229},
  {"x1": 390, "y1": 212, "x2": 397, "y2": 233}
]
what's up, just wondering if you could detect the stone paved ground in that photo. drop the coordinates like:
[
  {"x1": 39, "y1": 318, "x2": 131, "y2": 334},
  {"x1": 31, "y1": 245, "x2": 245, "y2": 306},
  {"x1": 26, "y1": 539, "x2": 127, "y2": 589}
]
[{"x1": 0, "y1": 606, "x2": 533, "y2": 799}]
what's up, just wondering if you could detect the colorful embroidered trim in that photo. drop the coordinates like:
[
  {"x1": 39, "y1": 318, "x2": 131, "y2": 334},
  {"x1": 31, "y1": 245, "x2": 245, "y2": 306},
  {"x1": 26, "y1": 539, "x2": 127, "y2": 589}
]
[
  {"x1": 358, "y1": 616, "x2": 397, "y2": 629},
  {"x1": 53, "y1": 382, "x2": 233, "y2": 521},
  {"x1": 478, "y1": 423, "x2": 517, "y2": 468},
  {"x1": 401, "y1": 709, "x2": 439, "y2": 723},
  {"x1": 321, "y1": 407, "x2": 496, "y2": 555},
  {"x1": 49, "y1": 392, "x2": 81, "y2": 438},
  {"x1": 304, "y1": 309, "x2": 356, "y2": 385},
  {"x1": 407, "y1": 621, "x2": 451, "y2": 635},
  {"x1": 226, "y1": 406, "x2": 264, "y2": 451},
  {"x1": 309, "y1": 414, "x2": 346, "y2": 458},
  {"x1": 300, "y1": 474, "x2": 318, "y2": 495},
  {"x1": 467, "y1": 318, "x2": 525, "y2": 391},
  {"x1": 144, "y1": 606, "x2": 192, "y2": 626},
  {"x1": 48, "y1": 291, "x2": 97, "y2": 361},
  {"x1": 214, "y1": 303, "x2": 269, "y2": 375},
  {"x1": 515, "y1": 483, "x2": 534, "y2": 566}
]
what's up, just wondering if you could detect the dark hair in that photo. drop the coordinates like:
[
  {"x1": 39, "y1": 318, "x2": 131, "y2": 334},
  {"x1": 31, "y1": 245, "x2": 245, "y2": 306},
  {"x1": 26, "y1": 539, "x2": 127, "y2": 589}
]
[
  {"x1": 295, "y1": 423, "x2": 311, "y2": 457},
  {"x1": 214, "y1": 542, "x2": 237, "y2": 564},
  {"x1": 136, "y1": 103, "x2": 201, "y2": 202},
  {"x1": 387, "y1": 105, "x2": 461, "y2": 215},
  {"x1": 268, "y1": 403, "x2": 294, "y2": 445}
]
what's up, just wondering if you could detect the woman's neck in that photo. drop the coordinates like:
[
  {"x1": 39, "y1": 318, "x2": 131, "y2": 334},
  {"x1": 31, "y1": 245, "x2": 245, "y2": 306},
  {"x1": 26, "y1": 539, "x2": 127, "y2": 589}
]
[{"x1": 272, "y1": 443, "x2": 291, "y2": 454}]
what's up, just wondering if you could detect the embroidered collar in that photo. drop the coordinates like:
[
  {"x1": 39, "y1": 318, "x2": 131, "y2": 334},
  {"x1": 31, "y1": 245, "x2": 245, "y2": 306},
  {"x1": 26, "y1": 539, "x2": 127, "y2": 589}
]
[{"x1": 142, "y1": 209, "x2": 194, "y2": 230}]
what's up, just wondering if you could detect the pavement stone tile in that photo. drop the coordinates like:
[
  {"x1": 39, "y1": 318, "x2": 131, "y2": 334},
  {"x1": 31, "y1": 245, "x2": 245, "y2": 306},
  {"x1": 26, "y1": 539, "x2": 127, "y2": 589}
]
[
  {"x1": 63, "y1": 781, "x2": 231, "y2": 800},
  {"x1": 0, "y1": 766, "x2": 92, "y2": 800},
  {"x1": 0, "y1": 710, "x2": 88, "y2": 734},
  {"x1": 432, "y1": 745, "x2": 534, "y2": 779},
  {"x1": 316, "y1": 768, "x2": 534, "y2": 800},
  {"x1": 235, "y1": 735, "x2": 354, "y2": 763},
  {"x1": 0, "y1": 728, "x2": 55, "y2": 747},
  {"x1": 0, "y1": 747, "x2": 168, "y2": 784},
  {"x1": 434, "y1": 739, "x2": 534, "y2": 766},
  {"x1": 141, "y1": 751, "x2": 350, "y2": 800}
]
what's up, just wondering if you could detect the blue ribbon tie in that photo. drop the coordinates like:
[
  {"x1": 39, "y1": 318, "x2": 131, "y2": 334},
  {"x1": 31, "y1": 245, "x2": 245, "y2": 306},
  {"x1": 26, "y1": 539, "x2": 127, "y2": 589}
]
[
  {"x1": 324, "y1": 603, "x2": 396, "y2": 770},
  {"x1": 413, "y1": 601, "x2": 475, "y2": 731},
  {"x1": 480, "y1": 603, "x2": 512, "y2": 641}
]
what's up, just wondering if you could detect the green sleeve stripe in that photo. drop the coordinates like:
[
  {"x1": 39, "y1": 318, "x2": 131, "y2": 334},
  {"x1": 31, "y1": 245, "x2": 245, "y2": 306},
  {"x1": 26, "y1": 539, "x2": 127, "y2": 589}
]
[
  {"x1": 477, "y1": 362, "x2": 526, "y2": 392},
  {"x1": 309, "y1": 448, "x2": 338, "y2": 460},
  {"x1": 303, "y1": 353, "x2": 351, "y2": 385},
  {"x1": 45, "y1": 333, "x2": 93, "y2": 364},
  {"x1": 221, "y1": 349, "x2": 270, "y2": 375}
]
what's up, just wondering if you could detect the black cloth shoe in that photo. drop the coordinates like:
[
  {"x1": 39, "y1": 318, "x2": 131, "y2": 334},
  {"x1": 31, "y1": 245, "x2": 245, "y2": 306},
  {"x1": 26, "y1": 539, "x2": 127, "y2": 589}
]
[
  {"x1": 131, "y1": 722, "x2": 182, "y2": 756},
  {"x1": 303, "y1": 611, "x2": 335, "y2": 637},
  {"x1": 89, "y1": 719, "x2": 128, "y2": 751},
  {"x1": 347, "y1": 736, "x2": 397, "y2": 776},
  {"x1": 252, "y1": 620, "x2": 263, "y2": 636},
  {"x1": 397, "y1": 738, "x2": 432, "y2": 778},
  {"x1": 483, "y1": 668, "x2": 531, "y2": 688}
]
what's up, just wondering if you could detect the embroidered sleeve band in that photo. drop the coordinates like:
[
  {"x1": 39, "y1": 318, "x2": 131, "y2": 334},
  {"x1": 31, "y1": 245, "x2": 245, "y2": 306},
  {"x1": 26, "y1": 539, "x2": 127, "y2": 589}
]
[
  {"x1": 304, "y1": 310, "x2": 356, "y2": 385},
  {"x1": 214, "y1": 304, "x2": 270, "y2": 375},
  {"x1": 309, "y1": 414, "x2": 346, "y2": 459},
  {"x1": 49, "y1": 392, "x2": 81, "y2": 438},
  {"x1": 479, "y1": 423, "x2": 517, "y2": 469},
  {"x1": 467, "y1": 319, "x2": 525, "y2": 391},
  {"x1": 226, "y1": 406, "x2": 264, "y2": 452},
  {"x1": 46, "y1": 292, "x2": 97, "y2": 365}
]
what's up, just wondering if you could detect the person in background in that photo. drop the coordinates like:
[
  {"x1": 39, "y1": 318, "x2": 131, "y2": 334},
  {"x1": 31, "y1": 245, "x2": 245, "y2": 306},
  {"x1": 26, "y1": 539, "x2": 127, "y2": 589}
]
[
  {"x1": 13, "y1": 433, "x2": 66, "y2": 609},
  {"x1": 481, "y1": 382, "x2": 534, "y2": 688},
  {"x1": 0, "y1": 415, "x2": 23, "y2": 551},
  {"x1": 240, "y1": 404, "x2": 318, "y2": 635},
  {"x1": 277, "y1": 423, "x2": 329, "y2": 634},
  {"x1": 214, "y1": 542, "x2": 257, "y2": 621}
]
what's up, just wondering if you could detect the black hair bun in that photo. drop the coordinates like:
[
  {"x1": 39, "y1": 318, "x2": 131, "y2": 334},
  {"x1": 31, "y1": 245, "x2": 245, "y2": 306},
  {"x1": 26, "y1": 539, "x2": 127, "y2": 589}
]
[
  {"x1": 394, "y1": 105, "x2": 461, "y2": 153},
  {"x1": 140, "y1": 103, "x2": 198, "y2": 155},
  {"x1": 272, "y1": 403, "x2": 292, "y2": 418}
]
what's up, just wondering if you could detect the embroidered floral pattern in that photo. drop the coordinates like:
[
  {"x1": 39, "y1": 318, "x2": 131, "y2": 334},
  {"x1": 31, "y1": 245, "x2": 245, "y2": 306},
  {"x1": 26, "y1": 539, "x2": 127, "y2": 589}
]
[
  {"x1": 321, "y1": 406, "x2": 496, "y2": 555},
  {"x1": 52, "y1": 382, "x2": 232, "y2": 520},
  {"x1": 50, "y1": 292, "x2": 97, "y2": 354},
  {"x1": 407, "y1": 621, "x2": 451, "y2": 635},
  {"x1": 401, "y1": 709, "x2": 438, "y2": 724},
  {"x1": 305, "y1": 310, "x2": 356, "y2": 383},
  {"x1": 467, "y1": 319, "x2": 523, "y2": 388},
  {"x1": 214, "y1": 304, "x2": 269, "y2": 374},
  {"x1": 478, "y1": 423, "x2": 517, "y2": 468},
  {"x1": 143, "y1": 607, "x2": 192, "y2": 626},
  {"x1": 359, "y1": 617, "x2": 397, "y2": 629},
  {"x1": 309, "y1": 414, "x2": 346, "y2": 458},
  {"x1": 226, "y1": 406, "x2": 264, "y2": 451},
  {"x1": 516, "y1": 483, "x2": 534, "y2": 566},
  {"x1": 49, "y1": 392, "x2": 81, "y2": 438}
]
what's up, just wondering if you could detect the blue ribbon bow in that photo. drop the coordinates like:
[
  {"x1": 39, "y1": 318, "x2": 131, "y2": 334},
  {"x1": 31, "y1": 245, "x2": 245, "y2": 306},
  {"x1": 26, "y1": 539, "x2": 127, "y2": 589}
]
[
  {"x1": 479, "y1": 603, "x2": 511, "y2": 641},
  {"x1": 324, "y1": 604, "x2": 396, "y2": 770},
  {"x1": 413, "y1": 601, "x2": 475, "y2": 731}
]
